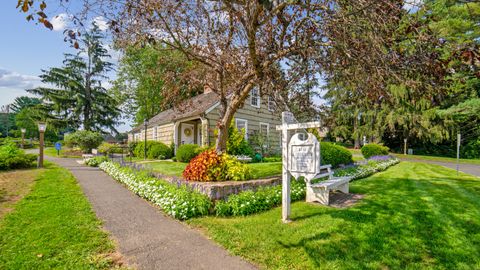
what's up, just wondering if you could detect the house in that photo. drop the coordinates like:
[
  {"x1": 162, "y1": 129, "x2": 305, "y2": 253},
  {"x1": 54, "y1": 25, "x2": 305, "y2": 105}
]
[{"x1": 128, "y1": 87, "x2": 282, "y2": 154}]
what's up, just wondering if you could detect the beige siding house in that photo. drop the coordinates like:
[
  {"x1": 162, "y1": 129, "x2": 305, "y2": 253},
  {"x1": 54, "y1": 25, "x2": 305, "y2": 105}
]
[{"x1": 128, "y1": 88, "x2": 282, "y2": 154}]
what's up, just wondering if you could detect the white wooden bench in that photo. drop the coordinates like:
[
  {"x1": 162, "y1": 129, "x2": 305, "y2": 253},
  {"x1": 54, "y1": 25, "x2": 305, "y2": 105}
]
[
  {"x1": 306, "y1": 165, "x2": 351, "y2": 205},
  {"x1": 82, "y1": 149, "x2": 98, "y2": 160}
]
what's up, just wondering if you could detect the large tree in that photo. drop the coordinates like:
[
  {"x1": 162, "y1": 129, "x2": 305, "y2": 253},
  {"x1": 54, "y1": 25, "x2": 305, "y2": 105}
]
[
  {"x1": 28, "y1": 23, "x2": 120, "y2": 133},
  {"x1": 111, "y1": 45, "x2": 201, "y2": 126}
]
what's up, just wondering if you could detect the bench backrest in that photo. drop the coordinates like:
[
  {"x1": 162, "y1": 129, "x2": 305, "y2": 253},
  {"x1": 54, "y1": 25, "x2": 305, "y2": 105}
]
[{"x1": 307, "y1": 164, "x2": 333, "y2": 183}]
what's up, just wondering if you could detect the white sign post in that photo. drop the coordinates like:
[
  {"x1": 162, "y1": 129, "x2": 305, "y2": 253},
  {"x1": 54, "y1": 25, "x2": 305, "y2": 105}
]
[{"x1": 276, "y1": 112, "x2": 322, "y2": 223}]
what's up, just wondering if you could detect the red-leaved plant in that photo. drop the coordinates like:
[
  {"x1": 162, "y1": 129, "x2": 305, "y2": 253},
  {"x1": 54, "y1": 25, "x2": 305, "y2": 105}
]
[{"x1": 183, "y1": 150, "x2": 223, "y2": 181}]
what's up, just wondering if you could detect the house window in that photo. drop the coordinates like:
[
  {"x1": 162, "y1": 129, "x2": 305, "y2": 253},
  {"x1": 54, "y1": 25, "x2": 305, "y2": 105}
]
[
  {"x1": 235, "y1": 118, "x2": 248, "y2": 139},
  {"x1": 268, "y1": 96, "x2": 276, "y2": 112},
  {"x1": 153, "y1": 126, "x2": 158, "y2": 141},
  {"x1": 259, "y1": 122, "x2": 269, "y2": 136},
  {"x1": 250, "y1": 88, "x2": 260, "y2": 108}
]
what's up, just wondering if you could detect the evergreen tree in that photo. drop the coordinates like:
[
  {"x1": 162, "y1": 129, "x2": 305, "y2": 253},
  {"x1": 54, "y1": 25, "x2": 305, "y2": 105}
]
[{"x1": 28, "y1": 23, "x2": 120, "y2": 133}]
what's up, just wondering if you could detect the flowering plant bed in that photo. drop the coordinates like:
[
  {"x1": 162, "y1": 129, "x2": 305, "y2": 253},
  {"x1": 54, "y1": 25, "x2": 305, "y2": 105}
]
[
  {"x1": 334, "y1": 155, "x2": 400, "y2": 180},
  {"x1": 99, "y1": 161, "x2": 211, "y2": 220}
]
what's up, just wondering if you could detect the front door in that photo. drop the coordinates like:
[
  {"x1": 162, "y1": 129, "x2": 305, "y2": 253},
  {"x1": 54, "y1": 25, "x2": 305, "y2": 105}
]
[{"x1": 181, "y1": 123, "x2": 195, "y2": 145}]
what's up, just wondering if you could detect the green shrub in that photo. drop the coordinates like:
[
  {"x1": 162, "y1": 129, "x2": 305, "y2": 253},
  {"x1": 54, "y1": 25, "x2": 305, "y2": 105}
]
[
  {"x1": 263, "y1": 156, "x2": 281, "y2": 162},
  {"x1": 176, "y1": 144, "x2": 200, "y2": 162},
  {"x1": 98, "y1": 142, "x2": 124, "y2": 154},
  {"x1": 133, "y1": 141, "x2": 173, "y2": 159},
  {"x1": 361, "y1": 143, "x2": 389, "y2": 159},
  {"x1": 320, "y1": 142, "x2": 353, "y2": 167},
  {"x1": 0, "y1": 141, "x2": 37, "y2": 170},
  {"x1": 215, "y1": 179, "x2": 305, "y2": 216},
  {"x1": 148, "y1": 143, "x2": 172, "y2": 159},
  {"x1": 64, "y1": 131, "x2": 104, "y2": 153},
  {"x1": 226, "y1": 123, "x2": 254, "y2": 156},
  {"x1": 85, "y1": 156, "x2": 109, "y2": 167},
  {"x1": 221, "y1": 154, "x2": 251, "y2": 181}
]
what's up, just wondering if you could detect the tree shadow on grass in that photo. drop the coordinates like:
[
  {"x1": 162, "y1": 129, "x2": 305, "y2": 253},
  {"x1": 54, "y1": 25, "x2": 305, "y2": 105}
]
[{"x1": 280, "y1": 175, "x2": 480, "y2": 269}]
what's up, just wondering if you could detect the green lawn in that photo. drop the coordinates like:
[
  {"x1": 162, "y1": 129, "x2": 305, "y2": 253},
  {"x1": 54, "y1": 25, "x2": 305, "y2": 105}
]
[
  {"x1": 141, "y1": 160, "x2": 282, "y2": 179},
  {"x1": 44, "y1": 147, "x2": 82, "y2": 158},
  {"x1": 394, "y1": 153, "x2": 480, "y2": 165},
  {"x1": 0, "y1": 162, "x2": 122, "y2": 269},
  {"x1": 188, "y1": 162, "x2": 480, "y2": 269}
]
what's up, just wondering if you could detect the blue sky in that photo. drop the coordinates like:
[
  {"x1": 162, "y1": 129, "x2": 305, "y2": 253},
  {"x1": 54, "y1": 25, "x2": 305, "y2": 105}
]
[{"x1": 0, "y1": 3, "x2": 130, "y2": 131}]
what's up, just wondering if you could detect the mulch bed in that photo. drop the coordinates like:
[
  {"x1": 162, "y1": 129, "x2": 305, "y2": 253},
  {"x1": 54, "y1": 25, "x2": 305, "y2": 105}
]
[{"x1": 328, "y1": 191, "x2": 364, "y2": 208}]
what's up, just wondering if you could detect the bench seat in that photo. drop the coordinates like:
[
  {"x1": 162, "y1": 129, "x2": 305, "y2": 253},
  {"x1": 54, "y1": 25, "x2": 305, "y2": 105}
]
[{"x1": 306, "y1": 165, "x2": 351, "y2": 205}]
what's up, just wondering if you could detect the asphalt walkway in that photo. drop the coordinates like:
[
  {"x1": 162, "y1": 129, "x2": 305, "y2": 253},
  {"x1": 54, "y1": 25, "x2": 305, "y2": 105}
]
[
  {"x1": 47, "y1": 156, "x2": 256, "y2": 270},
  {"x1": 399, "y1": 157, "x2": 480, "y2": 177}
]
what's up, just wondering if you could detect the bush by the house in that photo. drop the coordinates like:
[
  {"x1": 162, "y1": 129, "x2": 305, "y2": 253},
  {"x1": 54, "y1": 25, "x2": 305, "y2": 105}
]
[
  {"x1": 64, "y1": 130, "x2": 104, "y2": 153},
  {"x1": 85, "y1": 156, "x2": 109, "y2": 167},
  {"x1": 176, "y1": 144, "x2": 201, "y2": 162},
  {"x1": 148, "y1": 142, "x2": 173, "y2": 159},
  {"x1": 215, "y1": 179, "x2": 305, "y2": 216},
  {"x1": 183, "y1": 150, "x2": 251, "y2": 181},
  {"x1": 133, "y1": 141, "x2": 173, "y2": 159},
  {"x1": 320, "y1": 142, "x2": 353, "y2": 167},
  {"x1": 0, "y1": 141, "x2": 37, "y2": 170},
  {"x1": 98, "y1": 142, "x2": 124, "y2": 154},
  {"x1": 361, "y1": 143, "x2": 389, "y2": 159},
  {"x1": 99, "y1": 161, "x2": 211, "y2": 219},
  {"x1": 334, "y1": 155, "x2": 399, "y2": 180},
  {"x1": 226, "y1": 123, "x2": 254, "y2": 157}
]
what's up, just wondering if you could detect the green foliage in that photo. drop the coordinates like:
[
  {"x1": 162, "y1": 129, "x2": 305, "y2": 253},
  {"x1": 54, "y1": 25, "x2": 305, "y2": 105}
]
[
  {"x1": 226, "y1": 123, "x2": 254, "y2": 156},
  {"x1": 221, "y1": 154, "x2": 251, "y2": 181},
  {"x1": 463, "y1": 138, "x2": 480, "y2": 159},
  {"x1": 214, "y1": 179, "x2": 305, "y2": 217},
  {"x1": 262, "y1": 156, "x2": 282, "y2": 163},
  {"x1": 148, "y1": 142, "x2": 173, "y2": 159},
  {"x1": 64, "y1": 130, "x2": 104, "y2": 153},
  {"x1": 0, "y1": 163, "x2": 118, "y2": 269},
  {"x1": 133, "y1": 141, "x2": 173, "y2": 159},
  {"x1": 85, "y1": 156, "x2": 109, "y2": 167},
  {"x1": 112, "y1": 44, "x2": 199, "y2": 125},
  {"x1": 0, "y1": 141, "x2": 37, "y2": 170},
  {"x1": 176, "y1": 144, "x2": 201, "y2": 162},
  {"x1": 97, "y1": 142, "x2": 123, "y2": 154},
  {"x1": 320, "y1": 142, "x2": 353, "y2": 167},
  {"x1": 27, "y1": 23, "x2": 120, "y2": 133},
  {"x1": 361, "y1": 143, "x2": 390, "y2": 159}
]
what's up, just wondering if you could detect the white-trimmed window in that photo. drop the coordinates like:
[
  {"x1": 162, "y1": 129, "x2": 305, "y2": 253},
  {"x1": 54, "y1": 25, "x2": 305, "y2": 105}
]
[
  {"x1": 235, "y1": 118, "x2": 248, "y2": 139},
  {"x1": 268, "y1": 96, "x2": 276, "y2": 112},
  {"x1": 250, "y1": 88, "x2": 260, "y2": 108},
  {"x1": 153, "y1": 126, "x2": 158, "y2": 141},
  {"x1": 259, "y1": 122, "x2": 269, "y2": 136}
]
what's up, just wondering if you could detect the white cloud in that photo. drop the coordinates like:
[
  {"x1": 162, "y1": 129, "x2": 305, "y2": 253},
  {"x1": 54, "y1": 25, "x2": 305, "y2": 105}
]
[
  {"x1": 0, "y1": 68, "x2": 43, "y2": 107},
  {"x1": 51, "y1": 13, "x2": 71, "y2": 31},
  {"x1": 92, "y1": 16, "x2": 109, "y2": 31}
]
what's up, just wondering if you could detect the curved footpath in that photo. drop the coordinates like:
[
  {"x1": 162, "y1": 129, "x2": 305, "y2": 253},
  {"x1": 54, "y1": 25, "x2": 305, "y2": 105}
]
[
  {"x1": 398, "y1": 157, "x2": 480, "y2": 177},
  {"x1": 46, "y1": 156, "x2": 256, "y2": 270}
]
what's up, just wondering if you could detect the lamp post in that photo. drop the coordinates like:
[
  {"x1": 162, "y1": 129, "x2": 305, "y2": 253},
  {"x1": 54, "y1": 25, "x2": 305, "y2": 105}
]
[
  {"x1": 144, "y1": 119, "x2": 148, "y2": 160},
  {"x1": 37, "y1": 122, "x2": 47, "y2": 168},
  {"x1": 21, "y1": 128, "x2": 26, "y2": 149}
]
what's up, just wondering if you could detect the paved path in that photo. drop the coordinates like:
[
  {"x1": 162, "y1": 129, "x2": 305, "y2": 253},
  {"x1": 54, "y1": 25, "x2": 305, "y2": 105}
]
[
  {"x1": 400, "y1": 157, "x2": 480, "y2": 177},
  {"x1": 47, "y1": 156, "x2": 256, "y2": 270}
]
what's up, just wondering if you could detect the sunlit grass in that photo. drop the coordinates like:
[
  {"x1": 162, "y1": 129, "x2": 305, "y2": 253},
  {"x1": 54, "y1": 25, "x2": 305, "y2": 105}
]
[{"x1": 188, "y1": 162, "x2": 480, "y2": 269}]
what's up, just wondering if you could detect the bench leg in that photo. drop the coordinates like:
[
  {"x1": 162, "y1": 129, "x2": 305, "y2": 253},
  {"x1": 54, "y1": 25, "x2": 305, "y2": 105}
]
[
  {"x1": 306, "y1": 186, "x2": 329, "y2": 205},
  {"x1": 338, "y1": 183, "x2": 349, "y2": 194}
]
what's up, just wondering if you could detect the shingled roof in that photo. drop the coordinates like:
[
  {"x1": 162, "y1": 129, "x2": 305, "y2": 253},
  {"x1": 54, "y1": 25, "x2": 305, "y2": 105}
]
[{"x1": 130, "y1": 91, "x2": 220, "y2": 133}]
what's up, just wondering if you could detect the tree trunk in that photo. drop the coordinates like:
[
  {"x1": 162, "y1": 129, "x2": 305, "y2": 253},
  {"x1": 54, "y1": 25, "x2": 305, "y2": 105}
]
[{"x1": 353, "y1": 115, "x2": 360, "y2": 149}]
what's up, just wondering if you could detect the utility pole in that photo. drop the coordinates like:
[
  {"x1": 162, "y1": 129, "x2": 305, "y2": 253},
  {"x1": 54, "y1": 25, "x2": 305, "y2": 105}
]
[
  {"x1": 403, "y1": 138, "x2": 407, "y2": 155},
  {"x1": 456, "y1": 133, "x2": 461, "y2": 176}
]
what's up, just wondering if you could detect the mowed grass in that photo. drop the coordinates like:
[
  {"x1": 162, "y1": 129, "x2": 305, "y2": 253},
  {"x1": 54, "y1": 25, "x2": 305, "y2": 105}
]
[
  {"x1": 188, "y1": 162, "x2": 480, "y2": 269},
  {"x1": 142, "y1": 160, "x2": 282, "y2": 179},
  {"x1": 393, "y1": 153, "x2": 480, "y2": 165},
  {"x1": 0, "y1": 162, "x2": 121, "y2": 269}
]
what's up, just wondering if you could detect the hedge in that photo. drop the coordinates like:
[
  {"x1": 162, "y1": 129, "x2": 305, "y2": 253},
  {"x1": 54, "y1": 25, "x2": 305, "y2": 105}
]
[
  {"x1": 176, "y1": 144, "x2": 201, "y2": 163},
  {"x1": 361, "y1": 143, "x2": 389, "y2": 159},
  {"x1": 320, "y1": 142, "x2": 353, "y2": 167},
  {"x1": 133, "y1": 141, "x2": 173, "y2": 159}
]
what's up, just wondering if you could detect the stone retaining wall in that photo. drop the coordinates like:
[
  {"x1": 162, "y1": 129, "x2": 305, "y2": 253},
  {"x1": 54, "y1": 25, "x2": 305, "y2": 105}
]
[{"x1": 151, "y1": 172, "x2": 281, "y2": 200}]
